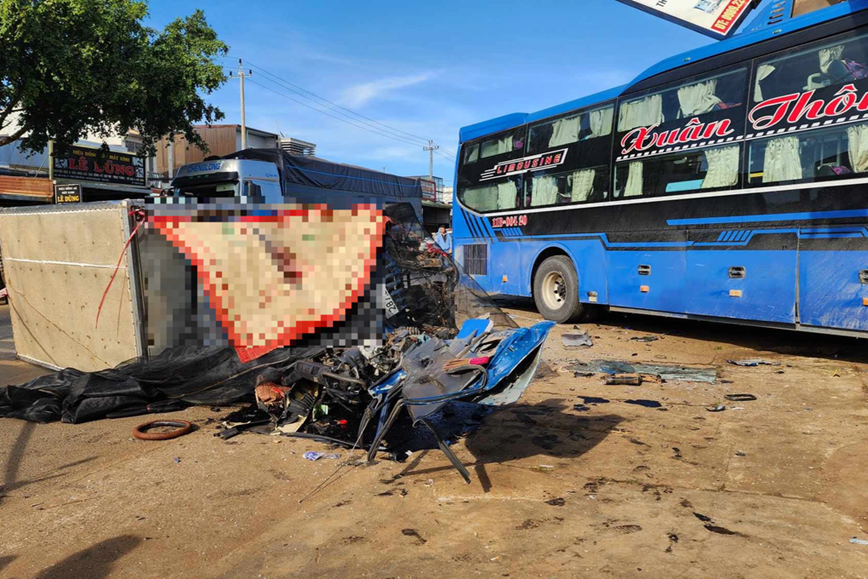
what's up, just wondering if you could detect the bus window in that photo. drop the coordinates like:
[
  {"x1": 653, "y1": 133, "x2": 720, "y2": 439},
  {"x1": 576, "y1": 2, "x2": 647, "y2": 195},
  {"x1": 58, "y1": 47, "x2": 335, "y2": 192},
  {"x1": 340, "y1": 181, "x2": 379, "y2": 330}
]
[
  {"x1": 526, "y1": 166, "x2": 609, "y2": 207},
  {"x1": 614, "y1": 144, "x2": 741, "y2": 198},
  {"x1": 753, "y1": 30, "x2": 868, "y2": 103},
  {"x1": 747, "y1": 124, "x2": 868, "y2": 185},
  {"x1": 479, "y1": 128, "x2": 524, "y2": 159},
  {"x1": 528, "y1": 105, "x2": 614, "y2": 152},
  {"x1": 464, "y1": 143, "x2": 479, "y2": 164},
  {"x1": 618, "y1": 68, "x2": 747, "y2": 132},
  {"x1": 459, "y1": 176, "x2": 521, "y2": 212}
]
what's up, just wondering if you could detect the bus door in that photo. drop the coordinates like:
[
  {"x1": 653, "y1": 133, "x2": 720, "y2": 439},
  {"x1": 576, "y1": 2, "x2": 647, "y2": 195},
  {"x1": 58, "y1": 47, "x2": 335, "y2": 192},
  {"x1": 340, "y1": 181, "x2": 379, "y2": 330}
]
[
  {"x1": 684, "y1": 228, "x2": 798, "y2": 324},
  {"x1": 798, "y1": 229, "x2": 868, "y2": 331}
]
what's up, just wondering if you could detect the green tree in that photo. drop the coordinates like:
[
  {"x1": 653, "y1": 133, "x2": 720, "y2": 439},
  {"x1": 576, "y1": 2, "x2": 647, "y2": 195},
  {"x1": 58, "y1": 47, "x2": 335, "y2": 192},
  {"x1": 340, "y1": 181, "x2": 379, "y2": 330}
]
[{"x1": 0, "y1": 0, "x2": 228, "y2": 154}]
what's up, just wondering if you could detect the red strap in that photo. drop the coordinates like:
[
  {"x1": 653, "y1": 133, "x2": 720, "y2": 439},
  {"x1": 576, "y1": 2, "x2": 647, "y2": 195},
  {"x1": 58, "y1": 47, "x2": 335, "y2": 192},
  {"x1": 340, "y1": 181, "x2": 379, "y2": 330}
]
[{"x1": 95, "y1": 209, "x2": 146, "y2": 328}]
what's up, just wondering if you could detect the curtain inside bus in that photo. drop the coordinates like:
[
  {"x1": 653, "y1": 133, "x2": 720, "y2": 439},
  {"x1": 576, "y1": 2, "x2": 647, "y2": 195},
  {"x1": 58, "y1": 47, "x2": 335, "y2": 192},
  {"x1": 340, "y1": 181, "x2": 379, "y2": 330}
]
[
  {"x1": 677, "y1": 80, "x2": 722, "y2": 117},
  {"x1": 588, "y1": 107, "x2": 613, "y2": 138},
  {"x1": 461, "y1": 180, "x2": 519, "y2": 212},
  {"x1": 763, "y1": 137, "x2": 803, "y2": 183},
  {"x1": 571, "y1": 169, "x2": 596, "y2": 202},
  {"x1": 549, "y1": 115, "x2": 580, "y2": 147},
  {"x1": 701, "y1": 146, "x2": 740, "y2": 189},
  {"x1": 481, "y1": 136, "x2": 514, "y2": 158},
  {"x1": 819, "y1": 44, "x2": 845, "y2": 74},
  {"x1": 624, "y1": 162, "x2": 643, "y2": 197},
  {"x1": 754, "y1": 65, "x2": 775, "y2": 101},
  {"x1": 530, "y1": 176, "x2": 560, "y2": 206},
  {"x1": 847, "y1": 124, "x2": 868, "y2": 173},
  {"x1": 618, "y1": 95, "x2": 663, "y2": 132}
]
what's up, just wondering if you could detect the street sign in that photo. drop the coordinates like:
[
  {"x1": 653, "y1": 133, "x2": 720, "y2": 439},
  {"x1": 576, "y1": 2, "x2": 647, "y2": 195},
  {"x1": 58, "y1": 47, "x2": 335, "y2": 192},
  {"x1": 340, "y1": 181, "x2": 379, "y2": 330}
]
[
  {"x1": 419, "y1": 178, "x2": 437, "y2": 201},
  {"x1": 55, "y1": 183, "x2": 82, "y2": 204},
  {"x1": 617, "y1": 0, "x2": 758, "y2": 39},
  {"x1": 53, "y1": 144, "x2": 146, "y2": 187}
]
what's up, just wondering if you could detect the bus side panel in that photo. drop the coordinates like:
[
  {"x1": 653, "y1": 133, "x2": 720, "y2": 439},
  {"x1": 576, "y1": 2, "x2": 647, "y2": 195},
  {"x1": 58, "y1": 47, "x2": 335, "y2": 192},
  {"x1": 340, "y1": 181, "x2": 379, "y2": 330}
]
[
  {"x1": 684, "y1": 247, "x2": 797, "y2": 324},
  {"x1": 489, "y1": 241, "x2": 523, "y2": 296},
  {"x1": 607, "y1": 249, "x2": 687, "y2": 312},
  {"x1": 519, "y1": 240, "x2": 609, "y2": 303},
  {"x1": 563, "y1": 240, "x2": 609, "y2": 304},
  {"x1": 799, "y1": 249, "x2": 868, "y2": 330}
]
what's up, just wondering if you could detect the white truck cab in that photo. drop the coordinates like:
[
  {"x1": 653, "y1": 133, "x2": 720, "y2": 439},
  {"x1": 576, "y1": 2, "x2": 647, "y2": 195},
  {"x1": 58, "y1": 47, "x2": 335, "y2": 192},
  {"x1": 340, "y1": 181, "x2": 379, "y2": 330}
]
[{"x1": 171, "y1": 158, "x2": 282, "y2": 204}]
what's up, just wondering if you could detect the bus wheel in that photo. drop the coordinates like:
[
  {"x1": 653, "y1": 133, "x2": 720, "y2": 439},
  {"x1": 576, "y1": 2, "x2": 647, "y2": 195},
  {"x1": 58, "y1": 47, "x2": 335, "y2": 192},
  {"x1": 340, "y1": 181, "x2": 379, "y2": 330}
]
[{"x1": 533, "y1": 256, "x2": 584, "y2": 324}]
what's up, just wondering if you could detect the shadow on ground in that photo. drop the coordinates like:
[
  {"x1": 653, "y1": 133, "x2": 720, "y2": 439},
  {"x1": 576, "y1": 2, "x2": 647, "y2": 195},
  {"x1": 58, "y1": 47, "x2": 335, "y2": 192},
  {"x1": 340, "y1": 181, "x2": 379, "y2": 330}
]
[
  {"x1": 464, "y1": 398, "x2": 623, "y2": 462},
  {"x1": 0, "y1": 555, "x2": 17, "y2": 574},
  {"x1": 499, "y1": 297, "x2": 868, "y2": 364},
  {"x1": 393, "y1": 398, "x2": 623, "y2": 491},
  {"x1": 0, "y1": 420, "x2": 96, "y2": 501},
  {"x1": 34, "y1": 535, "x2": 142, "y2": 579}
]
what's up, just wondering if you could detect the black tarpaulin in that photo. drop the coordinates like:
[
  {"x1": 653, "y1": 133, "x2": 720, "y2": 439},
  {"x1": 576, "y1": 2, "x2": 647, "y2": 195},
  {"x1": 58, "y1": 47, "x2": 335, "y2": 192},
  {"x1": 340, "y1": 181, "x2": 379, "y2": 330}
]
[{"x1": 0, "y1": 345, "x2": 322, "y2": 424}]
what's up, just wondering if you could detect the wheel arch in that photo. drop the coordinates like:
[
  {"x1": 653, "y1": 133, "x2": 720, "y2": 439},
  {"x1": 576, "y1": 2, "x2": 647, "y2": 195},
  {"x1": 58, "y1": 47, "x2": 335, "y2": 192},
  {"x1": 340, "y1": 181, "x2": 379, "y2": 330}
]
[{"x1": 529, "y1": 244, "x2": 578, "y2": 298}]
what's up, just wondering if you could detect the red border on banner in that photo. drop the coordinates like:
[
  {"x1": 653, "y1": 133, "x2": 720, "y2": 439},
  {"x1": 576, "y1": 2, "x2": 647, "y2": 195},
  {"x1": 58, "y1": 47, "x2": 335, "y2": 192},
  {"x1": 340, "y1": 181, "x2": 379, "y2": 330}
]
[{"x1": 152, "y1": 206, "x2": 384, "y2": 362}]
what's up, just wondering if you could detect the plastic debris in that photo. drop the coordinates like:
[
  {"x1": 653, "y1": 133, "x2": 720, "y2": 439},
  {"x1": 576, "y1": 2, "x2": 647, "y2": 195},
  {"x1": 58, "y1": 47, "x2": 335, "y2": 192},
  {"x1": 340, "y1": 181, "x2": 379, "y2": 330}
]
[
  {"x1": 850, "y1": 537, "x2": 868, "y2": 545},
  {"x1": 303, "y1": 451, "x2": 324, "y2": 461},
  {"x1": 570, "y1": 360, "x2": 717, "y2": 383},
  {"x1": 630, "y1": 336, "x2": 659, "y2": 342},
  {"x1": 605, "y1": 373, "x2": 643, "y2": 386},
  {"x1": 706, "y1": 404, "x2": 726, "y2": 412},
  {"x1": 724, "y1": 393, "x2": 757, "y2": 401},
  {"x1": 726, "y1": 359, "x2": 779, "y2": 367},
  {"x1": 562, "y1": 332, "x2": 593, "y2": 348}
]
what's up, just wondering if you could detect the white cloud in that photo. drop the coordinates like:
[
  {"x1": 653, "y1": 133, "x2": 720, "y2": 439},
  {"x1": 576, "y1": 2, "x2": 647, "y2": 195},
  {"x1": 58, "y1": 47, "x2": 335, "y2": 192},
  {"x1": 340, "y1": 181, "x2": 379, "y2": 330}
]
[{"x1": 340, "y1": 73, "x2": 435, "y2": 108}]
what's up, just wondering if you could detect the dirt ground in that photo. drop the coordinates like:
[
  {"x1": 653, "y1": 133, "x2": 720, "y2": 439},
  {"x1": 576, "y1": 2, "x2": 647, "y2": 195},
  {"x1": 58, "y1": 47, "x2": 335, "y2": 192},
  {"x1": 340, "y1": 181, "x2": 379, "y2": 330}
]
[{"x1": 1, "y1": 302, "x2": 867, "y2": 578}]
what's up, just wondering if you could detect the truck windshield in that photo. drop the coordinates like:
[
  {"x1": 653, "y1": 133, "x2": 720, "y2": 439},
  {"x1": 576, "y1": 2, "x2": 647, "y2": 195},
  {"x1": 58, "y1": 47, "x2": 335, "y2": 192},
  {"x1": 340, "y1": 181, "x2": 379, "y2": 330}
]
[{"x1": 173, "y1": 181, "x2": 238, "y2": 198}]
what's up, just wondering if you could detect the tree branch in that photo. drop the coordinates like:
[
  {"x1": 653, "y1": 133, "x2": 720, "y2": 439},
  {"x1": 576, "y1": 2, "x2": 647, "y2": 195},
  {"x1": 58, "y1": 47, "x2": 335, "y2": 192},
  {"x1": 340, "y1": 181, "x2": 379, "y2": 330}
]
[
  {"x1": 0, "y1": 85, "x2": 22, "y2": 130},
  {"x1": 0, "y1": 125, "x2": 28, "y2": 149}
]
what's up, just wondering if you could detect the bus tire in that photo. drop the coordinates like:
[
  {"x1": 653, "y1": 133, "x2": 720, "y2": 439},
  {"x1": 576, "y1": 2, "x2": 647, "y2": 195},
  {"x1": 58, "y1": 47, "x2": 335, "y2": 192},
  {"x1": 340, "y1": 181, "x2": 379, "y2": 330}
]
[{"x1": 533, "y1": 256, "x2": 584, "y2": 324}]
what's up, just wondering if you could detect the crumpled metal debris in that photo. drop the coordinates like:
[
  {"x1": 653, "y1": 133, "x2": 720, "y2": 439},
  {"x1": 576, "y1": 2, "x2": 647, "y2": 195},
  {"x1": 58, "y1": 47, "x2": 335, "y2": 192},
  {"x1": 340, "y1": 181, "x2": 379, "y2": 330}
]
[
  {"x1": 562, "y1": 332, "x2": 593, "y2": 348},
  {"x1": 219, "y1": 317, "x2": 555, "y2": 483}
]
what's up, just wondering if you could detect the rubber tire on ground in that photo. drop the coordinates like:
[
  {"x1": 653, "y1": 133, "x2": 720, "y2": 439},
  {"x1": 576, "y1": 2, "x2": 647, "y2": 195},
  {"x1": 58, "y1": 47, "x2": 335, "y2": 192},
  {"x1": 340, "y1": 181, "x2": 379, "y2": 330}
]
[
  {"x1": 133, "y1": 420, "x2": 194, "y2": 441},
  {"x1": 533, "y1": 255, "x2": 584, "y2": 324}
]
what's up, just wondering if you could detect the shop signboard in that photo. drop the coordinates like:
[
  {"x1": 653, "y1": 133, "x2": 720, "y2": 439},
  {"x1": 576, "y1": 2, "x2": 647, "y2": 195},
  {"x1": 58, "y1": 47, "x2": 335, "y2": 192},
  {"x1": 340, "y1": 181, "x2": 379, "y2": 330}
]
[
  {"x1": 55, "y1": 183, "x2": 82, "y2": 204},
  {"x1": 53, "y1": 144, "x2": 146, "y2": 187}
]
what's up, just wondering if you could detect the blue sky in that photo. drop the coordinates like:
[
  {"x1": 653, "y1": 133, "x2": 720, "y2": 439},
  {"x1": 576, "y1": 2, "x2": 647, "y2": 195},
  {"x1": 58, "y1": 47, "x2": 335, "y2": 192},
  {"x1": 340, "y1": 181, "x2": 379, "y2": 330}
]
[{"x1": 147, "y1": 0, "x2": 716, "y2": 182}]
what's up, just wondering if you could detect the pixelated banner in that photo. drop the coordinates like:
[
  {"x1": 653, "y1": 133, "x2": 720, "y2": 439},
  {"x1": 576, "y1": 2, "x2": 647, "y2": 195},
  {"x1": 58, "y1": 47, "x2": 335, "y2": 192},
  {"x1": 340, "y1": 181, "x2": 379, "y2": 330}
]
[
  {"x1": 617, "y1": 0, "x2": 757, "y2": 39},
  {"x1": 150, "y1": 204, "x2": 384, "y2": 362}
]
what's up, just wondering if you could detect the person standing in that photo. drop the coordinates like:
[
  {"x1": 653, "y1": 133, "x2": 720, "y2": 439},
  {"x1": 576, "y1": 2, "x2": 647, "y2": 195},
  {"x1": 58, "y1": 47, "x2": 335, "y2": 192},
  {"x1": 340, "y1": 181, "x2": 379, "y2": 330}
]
[{"x1": 434, "y1": 225, "x2": 452, "y2": 254}]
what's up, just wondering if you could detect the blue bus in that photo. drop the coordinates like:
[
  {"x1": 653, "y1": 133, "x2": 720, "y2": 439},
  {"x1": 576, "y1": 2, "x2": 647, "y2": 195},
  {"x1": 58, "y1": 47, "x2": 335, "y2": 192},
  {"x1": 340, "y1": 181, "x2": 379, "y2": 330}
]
[{"x1": 452, "y1": 0, "x2": 868, "y2": 336}]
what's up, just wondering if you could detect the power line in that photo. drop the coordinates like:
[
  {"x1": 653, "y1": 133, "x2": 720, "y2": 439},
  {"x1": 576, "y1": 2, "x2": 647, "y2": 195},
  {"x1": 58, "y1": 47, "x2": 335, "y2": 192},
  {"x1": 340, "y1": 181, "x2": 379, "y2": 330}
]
[
  {"x1": 244, "y1": 60, "x2": 434, "y2": 146},
  {"x1": 235, "y1": 57, "x2": 459, "y2": 172},
  {"x1": 245, "y1": 78, "x2": 427, "y2": 148}
]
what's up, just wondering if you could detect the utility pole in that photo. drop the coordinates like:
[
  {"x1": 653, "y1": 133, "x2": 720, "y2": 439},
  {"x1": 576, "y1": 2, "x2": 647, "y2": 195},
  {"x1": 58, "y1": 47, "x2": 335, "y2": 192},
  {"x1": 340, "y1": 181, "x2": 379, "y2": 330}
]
[
  {"x1": 230, "y1": 59, "x2": 252, "y2": 150},
  {"x1": 423, "y1": 140, "x2": 439, "y2": 181},
  {"x1": 47, "y1": 139, "x2": 54, "y2": 181}
]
